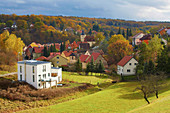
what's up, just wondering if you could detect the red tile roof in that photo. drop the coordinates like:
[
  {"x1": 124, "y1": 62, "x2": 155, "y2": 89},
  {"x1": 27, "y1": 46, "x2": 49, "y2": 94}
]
[
  {"x1": 33, "y1": 47, "x2": 44, "y2": 53},
  {"x1": 36, "y1": 56, "x2": 47, "y2": 61},
  {"x1": 84, "y1": 36, "x2": 95, "y2": 42},
  {"x1": 79, "y1": 54, "x2": 89, "y2": 62},
  {"x1": 117, "y1": 56, "x2": 133, "y2": 66},
  {"x1": 47, "y1": 52, "x2": 61, "y2": 60},
  {"x1": 62, "y1": 51, "x2": 72, "y2": 57},
  {"x1": 85, "y1": 52, "x2": 101, "y2": 63}
]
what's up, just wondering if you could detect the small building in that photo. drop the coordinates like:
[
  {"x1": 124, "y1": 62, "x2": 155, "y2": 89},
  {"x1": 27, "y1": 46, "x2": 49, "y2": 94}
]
[
  {"x1": 48, "y1": 54, "x2": 68, "y2": 67},
  {"x1": 131, "y1": 33, "x2": 145, "y2": 46},
  {"x1": 17, "y1": 60, "x2": 62, "y2": 89},
  {"x1": 117, "y1": 56, "x2": 138, "y2": 76}
]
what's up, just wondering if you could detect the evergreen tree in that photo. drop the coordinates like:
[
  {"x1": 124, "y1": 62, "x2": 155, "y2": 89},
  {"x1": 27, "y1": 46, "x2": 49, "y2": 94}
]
[
  {"x1": 89, "y1": 56, "x2": 95, "y2": 75},
  {"x1": 98, "y1": 60, "x2": 105, "y2": 76},
  {"x1": 50, "y1": 45, "x2": 53, "y2": 52},
  {"x1": 109, "y1": 30, "x2": 114, "y2": 37},
  {"x1": 47, "y1": 47, "x2": 50, "y2": 57},
  {"x1": 53, "y1": 43, "x2": 57, "y2": 52},
  {"x1": 63, "y1": 42, "x2": 65, "y2": 51},
  {"x1": 126, "y1": 28, "x2": 129, "y2": 40},
  {"x1": 122, "y1": 29, "x2": 125, "y2": 37},
  {"x1": 85, "y1": 63, "x2": 90, "y2": 75},
  {"x1": 75, "y1": 58, "x2": 82, "y2": 75},
  {"x1": 60, "y1": 43, "x2": 63, "y2": 53},
  {"x1": 88, "y1": 29, "x2": 92, "y2": 35},
  {"x1": 129, "y1": 28, "x2": 132, "y2": 36},
  {"x1": 117, "y1": 27, "x2": 121, "y2": 34},
  {"x1": 43, "y1": 46, "x2": 48, "y2": 57}
]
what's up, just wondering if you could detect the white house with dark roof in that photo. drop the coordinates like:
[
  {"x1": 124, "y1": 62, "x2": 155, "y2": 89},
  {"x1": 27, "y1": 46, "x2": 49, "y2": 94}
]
[
  {"x1": 17, "y1": 60, "x2": 62, "y2": 89},
  {"x1": 117, "y1": 56, "x2": 138, "y2": 76}
]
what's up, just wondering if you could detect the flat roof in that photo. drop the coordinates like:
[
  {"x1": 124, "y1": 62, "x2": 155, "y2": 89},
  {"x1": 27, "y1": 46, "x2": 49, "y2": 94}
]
[{"x1": 18, "y1": 60, "x2": 50, "y2": 65}]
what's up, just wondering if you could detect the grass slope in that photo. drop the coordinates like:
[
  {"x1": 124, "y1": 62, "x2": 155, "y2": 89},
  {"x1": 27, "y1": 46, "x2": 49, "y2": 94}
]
[
  {"x1": 19, "y1": 81, "x2": 170, "y2": 113},
  {"x1": 62, "y1": 72, "x2": 113, "y2": 85}
]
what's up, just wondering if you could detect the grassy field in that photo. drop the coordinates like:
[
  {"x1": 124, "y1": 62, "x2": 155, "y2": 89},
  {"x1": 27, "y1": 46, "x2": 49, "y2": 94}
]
[
  {"x1": 62, "y1": 71, "x2": 113, "y2": 85},
  {"x1": 0, "y1": 71, "x2": 9, "y2": 75},
  {"x1": 19, "y1": 79, "x2": 170, "y2": 113}
]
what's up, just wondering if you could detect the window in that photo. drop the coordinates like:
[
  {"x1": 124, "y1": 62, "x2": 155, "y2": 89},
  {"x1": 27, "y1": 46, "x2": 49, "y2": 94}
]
[
  {"x1": 33, "y1": 75, "x2": 35, "y2": 82},
  {"x1": 20, "y1": 66, "x2": 22, "y2": 73},
  {"x1": 57, "y1": 61, "x2": 59, "y2": 64},
  {"x1": 20, "y1": 74, "x2": 22, "y2": 81},
  {"x1": 134, "y1": 63, "x2": 137, "y2": 65},
  {"x1": 43, "y1": 74, "x2": 46, "y2": 79},
  {"x1": 127, "y1": 69, "x2": 131, "y2": 72},
  {"x1": 129, "y1": 63, "x2": 131, "y2": 65},
  {"x1": 57, "y1": 57, "x2": 59, "y2": 59},
  {"x1": 32, "y1": 66, "x2": 35, "y2": 73},
  {"x1": 39, "y1": 75, "x2": 41, "y2": 81},
  {"x1": 38, "y1": 83, "x2": 41, "y2": 87},
  {"x1": 48, "y1": 73, "x2": 50, "y2": 77},
  {"x1": 43, "y1": 65, "x2": 46, "y2": 72}
]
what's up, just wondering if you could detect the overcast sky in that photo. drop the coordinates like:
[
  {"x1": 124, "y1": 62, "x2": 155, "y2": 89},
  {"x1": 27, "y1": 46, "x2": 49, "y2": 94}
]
[{"x1": 0, "y1": 0, "x2": 170, "y2": 21}]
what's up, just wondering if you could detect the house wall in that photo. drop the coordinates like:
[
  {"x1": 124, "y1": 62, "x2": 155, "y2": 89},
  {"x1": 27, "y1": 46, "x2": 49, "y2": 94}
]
[
  {"x1": 80, "y1": 35, "x2": 86, "y2": 42},
  {"x1": 50, "y1": 55, "x2": 68, "y2": 67},
  {"x1": 36, "y1": 63, "x2": 51, "y2": 89},
  {"x1": 117, "y1": 65, "x2": 123, "y2": 75},
  {"x1": 82, "y1": 62, "x2": 87, "y2": 69},
  {"x1": 95, "y1": 55, "x2": 108, "y2": 68},
  {"x1": 70, "y1": 56, "x2": 76, "y2": 64},
  {"x1": 33, "y1": 53, "x2": 42, "y2": 59},
  {"x1": 117, "y1": 58, "x2": 138, "y2": 76},
  {"x1": 87, "y1": 41, "x2": 96, "y2": 47},
  {"x1": 85, "y1": 51, "x2": 90, "y2": 55}
]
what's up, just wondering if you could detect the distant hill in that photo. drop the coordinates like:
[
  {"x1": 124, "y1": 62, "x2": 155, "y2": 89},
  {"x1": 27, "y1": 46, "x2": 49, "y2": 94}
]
[{"x1": 0, "y1": 14, "x2": 170, "y2": 45}]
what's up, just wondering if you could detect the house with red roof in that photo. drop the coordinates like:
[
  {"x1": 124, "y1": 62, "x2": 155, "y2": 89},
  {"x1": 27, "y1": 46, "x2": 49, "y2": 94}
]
[
  {"x1": 117, "y1": 56, "x2": 138, "y2": 76},
  {"x1": 36, "y1": 56, "x2": 47, "y2": 61},
  {"x1": 79, "y1": 52, "x2": 108, "y2": 69},
  {"x1": 131, "y1": 33, "x2": 145, "y2": 46},
  {"x1": 32, "y1": 47, "x2": 44, "y2": 59}
]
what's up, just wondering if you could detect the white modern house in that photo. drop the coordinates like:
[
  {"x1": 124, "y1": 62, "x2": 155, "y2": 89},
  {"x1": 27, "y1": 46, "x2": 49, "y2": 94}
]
[
  {"x1": 117, "y1": 56, "x2": 138, "y2": 76},
  {"x1": 17, "y1": 60, "x2": 62, "y2": 89}
]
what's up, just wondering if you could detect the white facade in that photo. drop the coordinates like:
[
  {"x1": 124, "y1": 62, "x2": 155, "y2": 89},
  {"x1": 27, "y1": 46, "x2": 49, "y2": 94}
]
[
  {"x1": 117, "y1": 58, "x2": 138, "y2": 76},
  {"x1": 132, "y1": 33, "x2": 144, "y2": 46},
  {"x1": 17, "y1": 60, "x2": 62, "y2": 89}
]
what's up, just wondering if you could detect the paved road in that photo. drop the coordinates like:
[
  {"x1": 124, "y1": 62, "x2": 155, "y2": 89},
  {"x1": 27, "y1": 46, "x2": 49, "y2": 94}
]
[{"x1": 0, "y1": 72, "x2": 17, "y2": 77}]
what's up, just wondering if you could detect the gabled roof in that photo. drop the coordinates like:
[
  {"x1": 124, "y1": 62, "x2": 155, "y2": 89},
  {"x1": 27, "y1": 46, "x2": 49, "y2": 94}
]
[
  {"x1": 131, "y1": 33, "x2": 144, "y2": 39},
  {"x1": 79, "y1": 54, "x2": 89, "y2": 62},
  {"x1": 33, "y1": 47, "x2": 44, "y2": 53},
  {"x1": 84, "y1": 36, "x2": 95, "y2": 42},
  {"x1": 140, "y1": 34, "x2": 152, "y2": 41},
  {"x1": 47, "y1": 53, "x2": 61, "y2": 60},
  {"x1": 62, "y1": 51, "x2": 72, "y2": 57},
  {"x1": 85, "y1": 52, "x2": 101, "y2": 63},
  {"x1": 36, "y1": 56, "x2": 47, "y2": 61},
  {"x1": 117, "y1": 56, "x2": 133, "y2": 67}
]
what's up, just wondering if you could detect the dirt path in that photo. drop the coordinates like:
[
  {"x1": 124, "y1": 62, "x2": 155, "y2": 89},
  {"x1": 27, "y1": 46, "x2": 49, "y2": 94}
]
[{"x1": 0, "y1": 72, "x2": 17, "y2": 77}]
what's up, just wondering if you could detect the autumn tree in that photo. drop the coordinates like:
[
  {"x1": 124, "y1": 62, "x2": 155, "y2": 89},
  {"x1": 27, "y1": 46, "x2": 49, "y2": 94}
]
[
  {"x1": 16, "y1": 20, "x2": 28, "y2": 29},
  {"x1": 6, "y1": 20, "x2": 13, "y2": 28},
  {"x1": 94, "y1": 32, "x2": 105, "y2": 45},
  {"x1": 108, "y1": 38, "x2": 133, "y2": 64}
]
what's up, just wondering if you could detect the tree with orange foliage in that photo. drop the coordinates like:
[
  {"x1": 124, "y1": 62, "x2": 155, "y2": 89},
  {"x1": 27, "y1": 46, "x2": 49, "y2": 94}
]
[{"x1": 108, "y1": 39, "x2": 133, "y2": 65}]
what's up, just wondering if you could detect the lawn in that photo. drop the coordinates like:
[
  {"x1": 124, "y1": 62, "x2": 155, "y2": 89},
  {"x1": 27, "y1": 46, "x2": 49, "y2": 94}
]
[
  {"x1": 62, "y1": 71, "x2": 113, "y2": 85},
  {"x1": 19, "y1": 79, "x2": 170, "y2": 113},
  {"x1": 0, "y1": 71, "x2": 9, "y2": 75}
]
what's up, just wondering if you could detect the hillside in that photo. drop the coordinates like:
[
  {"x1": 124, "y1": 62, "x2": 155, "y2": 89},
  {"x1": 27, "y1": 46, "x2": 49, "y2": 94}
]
[
  {"x1": 18, "y1": 79, "x2": 170, "y2": 113},
  {"x1": 1, "y1": 14, "x2": 170, "y2": 45}
]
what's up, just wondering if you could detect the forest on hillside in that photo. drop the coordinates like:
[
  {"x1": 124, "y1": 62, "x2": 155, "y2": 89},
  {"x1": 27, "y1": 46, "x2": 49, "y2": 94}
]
[{"x1": 0, "y1": 14, "x2": 170, "y2": 45}]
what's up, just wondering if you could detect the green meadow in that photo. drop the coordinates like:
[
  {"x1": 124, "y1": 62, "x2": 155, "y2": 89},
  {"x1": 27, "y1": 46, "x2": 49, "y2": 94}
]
[{"x1": 18, "y1": 77, "x2": 170, "y2": 113}]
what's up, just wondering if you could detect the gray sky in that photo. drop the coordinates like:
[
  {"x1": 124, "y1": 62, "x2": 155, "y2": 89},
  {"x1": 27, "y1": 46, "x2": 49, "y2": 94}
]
[{"x1": 0, "y1": 0, "x2": 170, "y2": 21}]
